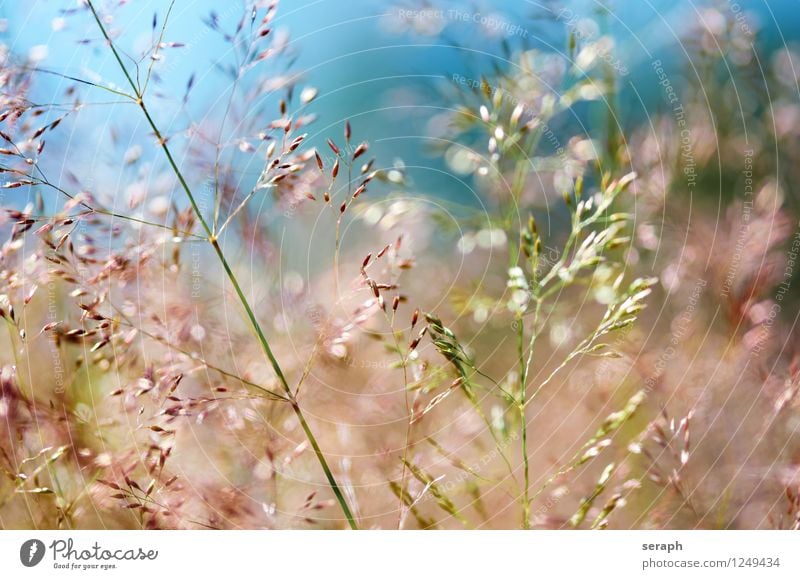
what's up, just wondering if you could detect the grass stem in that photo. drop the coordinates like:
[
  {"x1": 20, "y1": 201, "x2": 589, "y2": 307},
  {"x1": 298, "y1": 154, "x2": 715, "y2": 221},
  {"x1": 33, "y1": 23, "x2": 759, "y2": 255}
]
[{"x1": 86, "y1": 0, "x2": 358, "y2": 529}]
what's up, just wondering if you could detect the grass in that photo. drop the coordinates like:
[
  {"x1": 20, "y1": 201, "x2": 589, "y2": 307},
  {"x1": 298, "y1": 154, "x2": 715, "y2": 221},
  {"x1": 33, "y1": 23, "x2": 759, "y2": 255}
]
[
  {"x1": 83, "y1": 0, "x2": 357, "y2": 529},
  {"x1": 0, "y1": 0, "x2": 799, "y2": 530}
]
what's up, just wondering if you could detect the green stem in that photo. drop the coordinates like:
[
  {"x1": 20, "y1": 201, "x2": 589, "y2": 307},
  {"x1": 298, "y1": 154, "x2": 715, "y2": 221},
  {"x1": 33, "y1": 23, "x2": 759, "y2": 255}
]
[
  {"x1": 516, "y1": 313, "x2": 530, "y2": 529},
  {"x1": 86, "y1": 0, "x2": 358, "y2": 529}
]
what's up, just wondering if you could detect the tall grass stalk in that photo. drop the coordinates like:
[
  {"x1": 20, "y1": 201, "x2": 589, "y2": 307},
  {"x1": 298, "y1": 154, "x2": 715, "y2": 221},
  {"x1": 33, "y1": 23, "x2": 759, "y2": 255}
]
[{"x1": 85, "y1": 0, "x2": 358, "y2": 530}]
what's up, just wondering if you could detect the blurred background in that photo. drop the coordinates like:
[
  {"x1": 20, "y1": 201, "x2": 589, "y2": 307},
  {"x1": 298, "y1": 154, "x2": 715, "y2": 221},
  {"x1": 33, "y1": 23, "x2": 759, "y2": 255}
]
[{"x1": 3, "y1": 0, "x2": 798, "y2": 208}]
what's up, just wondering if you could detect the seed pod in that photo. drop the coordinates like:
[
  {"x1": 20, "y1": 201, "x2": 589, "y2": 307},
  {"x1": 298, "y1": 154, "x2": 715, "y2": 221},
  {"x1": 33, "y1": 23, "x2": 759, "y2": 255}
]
[
  {"x1": 288, "y1": 133, "x2": 306, "y2": 152},
  {"x1": 352, "y1": 142, "x2": 368, "y2": 160},
  {"x1": 528, "y1": 213, "x2": 537, "y2": 235},
  {"x1": 327, "y1": 138, "x2": 340, "y2": 155},
  {"x1": 510, "y1": 103, "x2": 524, "y2": 127}
]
